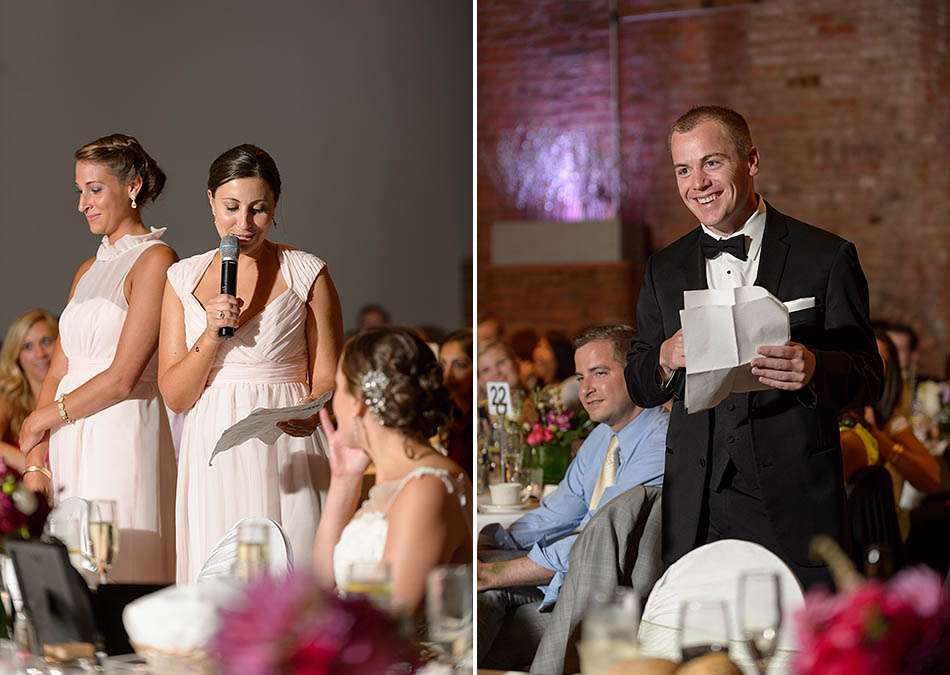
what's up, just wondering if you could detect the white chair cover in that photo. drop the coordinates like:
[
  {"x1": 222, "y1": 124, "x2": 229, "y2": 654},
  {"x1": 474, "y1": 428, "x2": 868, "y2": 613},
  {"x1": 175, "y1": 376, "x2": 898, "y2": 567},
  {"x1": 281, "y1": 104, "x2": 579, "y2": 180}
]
[
  {"x1": 638, "y1": 539, "x2": 804, "y2": 674},
  {"x1": 195, "y1": 517, "x2": 293, "y2": 583}
]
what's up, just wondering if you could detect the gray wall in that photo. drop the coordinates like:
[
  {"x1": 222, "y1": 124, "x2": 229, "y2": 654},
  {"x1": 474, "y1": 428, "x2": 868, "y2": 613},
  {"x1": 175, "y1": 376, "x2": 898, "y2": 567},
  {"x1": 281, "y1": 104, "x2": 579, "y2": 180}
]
[{"x1": 0, "y1": 1, "x2": 471, "y2": 336}]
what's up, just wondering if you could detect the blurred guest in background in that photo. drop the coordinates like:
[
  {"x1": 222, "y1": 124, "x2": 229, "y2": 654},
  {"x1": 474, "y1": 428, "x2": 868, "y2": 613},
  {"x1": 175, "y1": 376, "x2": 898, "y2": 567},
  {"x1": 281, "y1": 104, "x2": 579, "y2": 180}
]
[
  {"x1": 357, "y1": 303, "x2": 391, "y2": 331},
  {"x1": 477, "y1": 315, "x2": 504, "y2": 345},
  {"x1": 0, "y1": 309, "x2": 58, "y2": 470},
  {"x1": 840, "y1": 329, "x2": 940, "y2": 535},
  {"x1": 872, "y1": 320, "x2": 921, "y2": 380},
  {"x1": 477, "y1": 339, "x2": 525, "y2": 404},
  {"x1": 20, "y1": 134, "x2": 178, "y2": 583},
  {"x1": 872, "y1": 319, "x2": 923, "y2": 418},
  {"x1": 509, "y1": 328, "x2": 540, "y2": 389},
  {"x1": 314, "y1": 327, "x2": 471, "y2": 614},
  {"x1": 533, "y1": 331, "x2": 575, "y2": 387},
  {"x1": 439, "y1": 328, "x2": 473, "y2": 476}
]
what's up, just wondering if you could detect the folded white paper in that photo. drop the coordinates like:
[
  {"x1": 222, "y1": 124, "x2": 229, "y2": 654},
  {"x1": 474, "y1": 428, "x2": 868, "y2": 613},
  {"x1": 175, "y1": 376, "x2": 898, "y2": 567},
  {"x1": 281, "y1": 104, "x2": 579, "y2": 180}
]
[
  {"x1": 209, "y1": 390, "x2": 332, "y2": 466},
  {"x1": 679, "y1": 287, "x2": 815, "y2": 413}
]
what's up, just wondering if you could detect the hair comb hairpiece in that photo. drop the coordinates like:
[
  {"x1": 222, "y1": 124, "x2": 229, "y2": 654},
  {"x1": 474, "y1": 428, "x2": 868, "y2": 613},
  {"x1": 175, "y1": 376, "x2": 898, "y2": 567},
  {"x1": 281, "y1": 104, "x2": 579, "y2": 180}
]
[{"x1": 361, "y1": 369, "x2": 389, "y2": 419}]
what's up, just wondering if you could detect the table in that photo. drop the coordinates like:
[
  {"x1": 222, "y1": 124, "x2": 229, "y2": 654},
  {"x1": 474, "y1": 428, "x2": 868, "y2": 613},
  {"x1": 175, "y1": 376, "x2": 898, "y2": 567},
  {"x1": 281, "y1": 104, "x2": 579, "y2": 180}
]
[{"x1": 476, "y1": 492, "x2": 538, "y2": 532}]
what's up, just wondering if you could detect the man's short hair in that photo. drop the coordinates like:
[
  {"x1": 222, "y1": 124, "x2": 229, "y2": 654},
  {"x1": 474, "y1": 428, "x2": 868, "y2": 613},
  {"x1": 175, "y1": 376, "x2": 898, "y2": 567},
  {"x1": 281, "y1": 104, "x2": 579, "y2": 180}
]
[
  {"x1": 670, "y1": 105, "x2": 753, "y2": 157},
  {"x1": 573, "y1": 325, "x2": 636, "y2": 365},
  {"x1": 872, "y1": 319, "x2": 919, "y2": 351}
]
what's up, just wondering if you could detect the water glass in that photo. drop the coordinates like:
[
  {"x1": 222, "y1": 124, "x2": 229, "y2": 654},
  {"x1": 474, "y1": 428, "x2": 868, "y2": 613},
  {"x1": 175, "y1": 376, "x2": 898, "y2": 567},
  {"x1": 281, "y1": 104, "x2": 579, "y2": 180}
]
[
  {"x1": 345, "y1": 562, "x2": 392, "y2": 609},
  {"x1": 88, "y1": 499, "x2": 119, "y2": 585},
  {"x1": 426, "y1": 565, "x2": 472, "y2": 665},
  {"x1": 578, "y1": 588, "x2": 641, "y2": 675},
  {"x1": 521, "y1": 466, "x2": 544, "y2": 500},
  {"x1": 232, "y1": 521, "x2": 270, "y2": 582},
  {"x1": 679, "y1": 599, "x2": 730, "y2": 663}
]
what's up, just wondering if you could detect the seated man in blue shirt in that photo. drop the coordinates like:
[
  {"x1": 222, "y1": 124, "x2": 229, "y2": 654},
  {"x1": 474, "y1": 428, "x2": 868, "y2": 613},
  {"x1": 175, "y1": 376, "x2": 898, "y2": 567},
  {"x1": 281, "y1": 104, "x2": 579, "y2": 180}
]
[{"x1": 477, "y1": 325, "x2": 668, "y2": 669}]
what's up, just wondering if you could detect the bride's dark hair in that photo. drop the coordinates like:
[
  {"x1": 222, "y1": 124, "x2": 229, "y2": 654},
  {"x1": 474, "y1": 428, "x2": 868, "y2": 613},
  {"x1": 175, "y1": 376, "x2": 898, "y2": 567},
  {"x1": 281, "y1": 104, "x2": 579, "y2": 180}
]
[{"x1": 341, "y1": 327, "x2": 452, "y2": 442}]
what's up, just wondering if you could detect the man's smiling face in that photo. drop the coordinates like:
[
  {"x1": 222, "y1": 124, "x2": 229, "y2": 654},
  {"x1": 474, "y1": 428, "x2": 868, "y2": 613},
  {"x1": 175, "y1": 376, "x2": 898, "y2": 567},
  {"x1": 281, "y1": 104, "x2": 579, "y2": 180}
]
[{"x1": 671, "y1": 119, "x2": 759, "y2": 236}]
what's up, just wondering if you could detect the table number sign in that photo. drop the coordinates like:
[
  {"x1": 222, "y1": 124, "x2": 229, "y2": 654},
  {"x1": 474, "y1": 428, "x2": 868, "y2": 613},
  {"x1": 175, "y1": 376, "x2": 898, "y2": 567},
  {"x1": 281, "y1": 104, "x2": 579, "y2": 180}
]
[{"x1": 486, "y1": 381, "x2": 513, "y2": 418}]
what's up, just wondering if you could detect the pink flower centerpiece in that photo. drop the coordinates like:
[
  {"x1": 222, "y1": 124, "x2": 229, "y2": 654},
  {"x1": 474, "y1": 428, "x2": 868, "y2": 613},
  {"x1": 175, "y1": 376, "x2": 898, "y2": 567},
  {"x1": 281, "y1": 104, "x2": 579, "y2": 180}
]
[
  {"x1": 794, "y1": 565, "x2": 950, "y2": 675},
  {"x1": 0, "y1": 459, "x2": 50, "y2": 542},
  {"x1": 522, "y1": 384, "x2": 593, "y2": 484},
  {"x1": 212, "y1": 571, "x2": 419, "y2": 674}
]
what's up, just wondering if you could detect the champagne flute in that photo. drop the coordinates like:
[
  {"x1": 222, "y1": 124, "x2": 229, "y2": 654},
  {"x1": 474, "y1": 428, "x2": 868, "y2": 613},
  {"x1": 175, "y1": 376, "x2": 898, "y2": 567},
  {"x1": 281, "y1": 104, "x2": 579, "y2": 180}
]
[
  {"x1": 345, "y1": 562, "x2": 392, "y2": 610},
  {"x1": 231, "y1": 521, "x2": 270, "y2": 582},
  {"x1": 738, "y1": 571, "x2": 782, "y2": 675},
  {"x1": 426, "y1": 566, "x2": 472, "y2": 665},
  {"x1": 679, "y1": 599, "x2": 730, "y2": 662},
  {"x1": 88, "y1": 499, "x2": 119, "y2": 586}
]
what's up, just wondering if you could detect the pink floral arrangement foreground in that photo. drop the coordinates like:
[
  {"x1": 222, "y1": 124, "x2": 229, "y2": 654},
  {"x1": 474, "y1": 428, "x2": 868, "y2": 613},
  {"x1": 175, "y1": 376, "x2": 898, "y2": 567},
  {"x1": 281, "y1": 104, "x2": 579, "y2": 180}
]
[
  {"x1": 213, "y1": 571, "x2": 419, "y2": 674},
  {"x1": 0, "y1": 459, "x2": 50, "y2": 542},
  {"x1": 795, "y1": 566, "x2": 950, "y2": 675}
]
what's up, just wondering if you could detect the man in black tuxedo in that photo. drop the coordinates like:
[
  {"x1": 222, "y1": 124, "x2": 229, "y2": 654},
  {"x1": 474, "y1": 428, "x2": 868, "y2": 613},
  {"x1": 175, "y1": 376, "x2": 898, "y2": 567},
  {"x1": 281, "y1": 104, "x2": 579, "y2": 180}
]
[{"x1": 625, "y1": 106, "x2": 882, "y2": 587}]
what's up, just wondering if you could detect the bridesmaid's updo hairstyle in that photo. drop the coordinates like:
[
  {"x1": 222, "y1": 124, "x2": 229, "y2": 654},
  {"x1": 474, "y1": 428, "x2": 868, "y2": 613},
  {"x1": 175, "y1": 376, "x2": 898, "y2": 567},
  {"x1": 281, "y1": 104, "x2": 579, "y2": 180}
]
[
  {"x1": 207, "y1": 144, "x2": 281, "y2": 203},
  {"x1": 75, "y1": 134, "x2": 166, "y2": 205},
  {"x1": 342, "y1": 327, "x2": 453, "y2": 444}
]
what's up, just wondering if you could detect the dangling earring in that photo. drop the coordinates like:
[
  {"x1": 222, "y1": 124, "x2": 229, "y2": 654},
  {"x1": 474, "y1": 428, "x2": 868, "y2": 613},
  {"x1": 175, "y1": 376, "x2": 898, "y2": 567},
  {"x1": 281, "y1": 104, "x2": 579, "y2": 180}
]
[{"x1": 130, "y1": 195, "x2": 138, "y2": 209}]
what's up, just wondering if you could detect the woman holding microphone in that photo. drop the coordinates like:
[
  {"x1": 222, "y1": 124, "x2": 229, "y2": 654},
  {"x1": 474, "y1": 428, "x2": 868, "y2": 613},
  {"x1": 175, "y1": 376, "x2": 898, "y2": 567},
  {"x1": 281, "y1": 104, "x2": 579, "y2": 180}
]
[{"x1": 159, "y1": 144, "x2": 343, "y2": 582}]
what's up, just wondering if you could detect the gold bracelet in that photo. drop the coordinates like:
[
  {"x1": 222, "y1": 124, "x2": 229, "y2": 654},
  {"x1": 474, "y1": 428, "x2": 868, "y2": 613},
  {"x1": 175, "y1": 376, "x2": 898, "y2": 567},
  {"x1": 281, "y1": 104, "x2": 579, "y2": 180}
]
[
  {"x1": 891, "y1": 443, "x2": 905, "y2": 461},
  {"x1": 56, "y1": 393, "x2": 73, "y2": 424},
  {"x1": 23, "y1": 465, "x2": 52, "y2": 481}
]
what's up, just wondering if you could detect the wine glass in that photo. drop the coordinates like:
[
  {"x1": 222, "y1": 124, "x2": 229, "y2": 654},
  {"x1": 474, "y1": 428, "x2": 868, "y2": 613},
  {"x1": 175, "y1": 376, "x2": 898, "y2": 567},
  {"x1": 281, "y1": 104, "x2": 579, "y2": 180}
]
[
  {"x1": 231, "y1": 521, "x2": 270, "y2": 582},
  {"x1": 88, "y1": 499, "x2": 119, "y2": 585},
  {"x1": 426, "y1": 565, "x2": 472, "y2": 666},
  {"x1": 738, "y1": 571, "x2": 782, "y2": 675},
  {"x1": 679, "y1": 599, "x2": 730, "y2": 663},
  {"x1": 578, "y1": 588, "x2": 641, "y2": 675},
  {"x1": 345, "y1": 562, "x2": 392, "y2": 610}
]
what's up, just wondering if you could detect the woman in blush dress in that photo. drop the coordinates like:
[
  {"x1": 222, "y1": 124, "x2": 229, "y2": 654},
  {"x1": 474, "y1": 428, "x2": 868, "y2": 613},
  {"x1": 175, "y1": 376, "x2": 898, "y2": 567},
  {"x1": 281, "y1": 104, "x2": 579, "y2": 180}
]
[
  {"x1": 159, "y1": 144, "x2": 343, "y2": 582},
  {"x1": 0, "y1": 309, "x2": 58, "y2": 470},
  {"x1": 313, "y1": 327, "x2": 472, "y2": 614},
  {"x1": 439, "y1": 327, "x2": 473, "y2": 477},
  {"x1": 20, "y1": 134, "x2": 178, "y2": 583}
]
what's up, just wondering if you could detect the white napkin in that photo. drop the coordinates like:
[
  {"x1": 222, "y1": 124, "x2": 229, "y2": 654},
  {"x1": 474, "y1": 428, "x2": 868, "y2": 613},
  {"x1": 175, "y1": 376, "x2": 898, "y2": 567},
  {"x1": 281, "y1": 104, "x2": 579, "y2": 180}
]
[{"x1": 122, "y1": 579, "x2": 241, "y2": 654}]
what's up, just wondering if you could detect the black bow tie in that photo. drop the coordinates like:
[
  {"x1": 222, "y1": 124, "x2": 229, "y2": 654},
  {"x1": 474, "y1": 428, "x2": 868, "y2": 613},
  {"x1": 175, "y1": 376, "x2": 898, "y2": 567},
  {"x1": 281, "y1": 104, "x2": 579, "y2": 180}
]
[{"x1": 700, "y1": 232, "x2": 748, "y2": 261}]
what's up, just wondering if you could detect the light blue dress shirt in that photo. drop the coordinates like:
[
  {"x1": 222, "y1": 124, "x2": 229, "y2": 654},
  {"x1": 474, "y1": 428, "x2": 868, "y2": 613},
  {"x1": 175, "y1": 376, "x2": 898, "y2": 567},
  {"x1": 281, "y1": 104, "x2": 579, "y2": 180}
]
[{"x1": 492, "y1": 406, "x2": 668, "y2": 608}]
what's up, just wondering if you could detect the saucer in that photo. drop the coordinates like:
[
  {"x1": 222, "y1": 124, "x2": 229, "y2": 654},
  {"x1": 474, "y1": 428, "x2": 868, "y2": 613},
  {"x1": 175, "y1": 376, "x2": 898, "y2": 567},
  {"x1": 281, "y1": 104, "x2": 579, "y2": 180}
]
[{"x1": 478, "y1": 501, "x2": 531, "y2": 514}]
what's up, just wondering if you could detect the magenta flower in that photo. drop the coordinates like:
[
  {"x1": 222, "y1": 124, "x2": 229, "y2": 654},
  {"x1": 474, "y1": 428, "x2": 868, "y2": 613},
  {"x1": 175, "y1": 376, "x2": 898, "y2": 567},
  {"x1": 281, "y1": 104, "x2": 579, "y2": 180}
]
[
  {"x1": 213, "y1": 571, "x2": 418, "y2": 674},
  {"x1": 794, "y1": 566, "x2": 950, "y2": 675}
]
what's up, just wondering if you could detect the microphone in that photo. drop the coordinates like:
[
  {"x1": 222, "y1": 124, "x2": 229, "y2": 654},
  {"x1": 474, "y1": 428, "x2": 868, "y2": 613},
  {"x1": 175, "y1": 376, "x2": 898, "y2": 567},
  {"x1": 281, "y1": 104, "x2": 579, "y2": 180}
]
[{"x1": 219, "y1": 235, "x2": 239, "y2": 338}]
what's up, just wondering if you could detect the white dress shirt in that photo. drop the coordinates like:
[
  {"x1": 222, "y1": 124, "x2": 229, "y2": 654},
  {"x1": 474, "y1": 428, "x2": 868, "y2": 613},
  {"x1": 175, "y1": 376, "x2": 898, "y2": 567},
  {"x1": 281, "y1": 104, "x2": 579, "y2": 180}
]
[{"x1": 701, "y1": 195, "x2": 766, "y2": 289}]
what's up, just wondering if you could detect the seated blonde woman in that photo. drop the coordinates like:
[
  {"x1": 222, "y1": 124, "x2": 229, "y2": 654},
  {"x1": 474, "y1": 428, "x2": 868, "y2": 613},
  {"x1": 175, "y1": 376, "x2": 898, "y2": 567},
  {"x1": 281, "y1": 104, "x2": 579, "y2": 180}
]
[
  {"x1": 313, "y1": 327, "x2": 472, "y2": 614},
  {"x1": 0, "y1": 309, "x2": 58, "y2": 471}
]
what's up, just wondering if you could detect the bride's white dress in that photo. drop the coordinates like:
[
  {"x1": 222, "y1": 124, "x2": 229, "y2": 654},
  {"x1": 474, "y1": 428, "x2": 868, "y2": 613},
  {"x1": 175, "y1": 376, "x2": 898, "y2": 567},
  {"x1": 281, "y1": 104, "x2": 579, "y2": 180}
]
[{"x1": 332, "y1": 466, "x2": 472, "y2": 591}]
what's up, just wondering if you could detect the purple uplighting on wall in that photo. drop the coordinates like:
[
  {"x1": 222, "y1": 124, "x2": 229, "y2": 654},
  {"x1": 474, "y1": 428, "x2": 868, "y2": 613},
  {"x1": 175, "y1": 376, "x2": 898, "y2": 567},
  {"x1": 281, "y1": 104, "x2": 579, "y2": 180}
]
[{"x1": 485, "y1": 124, "x2": 618, "y2": 221}]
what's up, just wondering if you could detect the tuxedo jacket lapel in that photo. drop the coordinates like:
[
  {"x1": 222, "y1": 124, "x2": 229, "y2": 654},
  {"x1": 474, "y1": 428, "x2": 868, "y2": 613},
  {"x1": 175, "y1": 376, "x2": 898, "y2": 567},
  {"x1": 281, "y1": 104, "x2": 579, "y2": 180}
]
[
  {"x1": 687, "y1": 231, "x2": 708, "y2": 292},
  {"x1": 754, "y1": 203, "x2": 790, "y2": 296}
]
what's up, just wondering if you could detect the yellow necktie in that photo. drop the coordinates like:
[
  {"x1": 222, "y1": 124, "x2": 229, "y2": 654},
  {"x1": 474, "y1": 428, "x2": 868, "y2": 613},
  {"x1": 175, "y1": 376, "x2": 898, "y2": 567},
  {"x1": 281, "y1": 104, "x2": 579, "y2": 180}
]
[{"x1": 589, "y1": 435, "x2": 620, "y2": 511}]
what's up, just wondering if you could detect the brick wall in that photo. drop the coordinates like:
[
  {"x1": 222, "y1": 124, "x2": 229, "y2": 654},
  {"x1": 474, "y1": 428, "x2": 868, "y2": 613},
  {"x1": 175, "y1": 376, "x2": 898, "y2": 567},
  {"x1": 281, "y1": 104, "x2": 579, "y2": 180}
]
[{"x1": 478, "y1": 0, "x2": 950, "y2": 376}]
